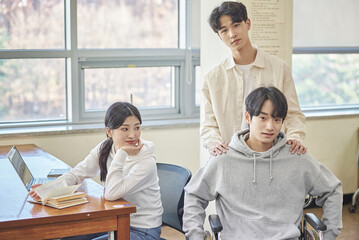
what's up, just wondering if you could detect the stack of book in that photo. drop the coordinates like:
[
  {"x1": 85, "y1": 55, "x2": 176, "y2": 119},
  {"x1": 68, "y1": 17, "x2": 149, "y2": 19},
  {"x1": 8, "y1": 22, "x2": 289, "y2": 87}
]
[
  {"x1": 29, "y1": 177, "x2": 89, "y2": 209},
  {"x1": 42, "y1": 192, "x2": 88, "y2": 209}
]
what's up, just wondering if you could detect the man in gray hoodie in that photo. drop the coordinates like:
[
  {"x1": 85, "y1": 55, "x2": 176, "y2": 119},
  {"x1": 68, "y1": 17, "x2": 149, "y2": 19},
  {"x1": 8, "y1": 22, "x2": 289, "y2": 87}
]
[{"x1": 183, "y1": 87, "x2": 342, "y2": 240}]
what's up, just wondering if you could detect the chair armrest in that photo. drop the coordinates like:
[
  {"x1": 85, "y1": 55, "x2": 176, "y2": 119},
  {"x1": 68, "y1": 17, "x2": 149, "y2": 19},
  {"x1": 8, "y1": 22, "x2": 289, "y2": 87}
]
[
  {"x1": 304, "y1": 213, "x2": 327, "y2": 231},
  {"x1": 209, "y1": 214, "x2": 223, "y2": 233}
]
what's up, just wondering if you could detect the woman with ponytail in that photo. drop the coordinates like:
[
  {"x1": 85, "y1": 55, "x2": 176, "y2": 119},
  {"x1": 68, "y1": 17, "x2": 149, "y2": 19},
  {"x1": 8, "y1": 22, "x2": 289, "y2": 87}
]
[{"x1": 30, "y1": 102, "x2": 163, "y2": 240}]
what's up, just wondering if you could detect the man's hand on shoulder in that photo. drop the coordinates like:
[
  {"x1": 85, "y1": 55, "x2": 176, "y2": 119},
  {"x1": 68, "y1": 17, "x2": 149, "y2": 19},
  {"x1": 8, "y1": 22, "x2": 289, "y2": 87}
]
[
  {"x1": 287, "y1": 139, "x2": 307, "y2": 155},
  {"x1": 210, "y1": 142, "x2": 229, "y2": 156}
]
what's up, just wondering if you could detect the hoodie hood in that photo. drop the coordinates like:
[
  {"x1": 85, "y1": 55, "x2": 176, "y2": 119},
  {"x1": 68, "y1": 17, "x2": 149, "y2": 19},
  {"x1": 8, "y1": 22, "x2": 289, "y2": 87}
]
[{"x1": 228, "y1": 128, "x2": 287, "y2": 183}]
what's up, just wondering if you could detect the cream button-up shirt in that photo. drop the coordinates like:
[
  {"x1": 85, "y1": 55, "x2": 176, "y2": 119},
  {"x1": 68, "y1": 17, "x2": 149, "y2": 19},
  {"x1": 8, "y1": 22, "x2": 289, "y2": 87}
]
[{"x1": 200, "y1": 48, "x2": 306, "y2": 151}]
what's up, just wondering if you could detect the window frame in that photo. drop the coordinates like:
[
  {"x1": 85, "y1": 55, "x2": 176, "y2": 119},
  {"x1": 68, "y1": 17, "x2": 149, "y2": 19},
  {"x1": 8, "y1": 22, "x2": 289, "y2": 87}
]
[
  {"x1": 77, "y1": 50, "x2": 185, "y2": 121},
  {"x1": 292, "y1": 47, "x2": 359, "y2": 117},
  {"x1": 0, "y1": 0, "x2": 200, "y2": 131},
  {"x1": 291, "y1": 1, "x2": 359, "y2": 118},
  {"x1": 292, "y1": 46, "x2": 359, "y2": 117}
]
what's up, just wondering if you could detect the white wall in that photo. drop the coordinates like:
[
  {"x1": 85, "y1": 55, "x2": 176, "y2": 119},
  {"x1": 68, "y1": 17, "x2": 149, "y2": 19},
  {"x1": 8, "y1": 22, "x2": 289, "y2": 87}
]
[{"x1": 304, "y1": 117, "x2": 359, "y2": 194}]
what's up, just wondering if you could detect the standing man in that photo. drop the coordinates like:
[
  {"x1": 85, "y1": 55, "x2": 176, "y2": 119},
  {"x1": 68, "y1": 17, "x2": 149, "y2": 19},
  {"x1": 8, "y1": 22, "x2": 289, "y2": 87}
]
[{"x1": 201, "y1": 1, "x2": 306, "y2": 156}]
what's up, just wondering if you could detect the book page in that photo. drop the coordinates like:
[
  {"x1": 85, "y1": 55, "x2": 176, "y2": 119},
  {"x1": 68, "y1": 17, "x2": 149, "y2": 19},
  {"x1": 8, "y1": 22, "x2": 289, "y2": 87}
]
[
  {"x1": 50, "y1": 191, "x2": 86, "y2": 201},
  {"x1": 34, "y1": 177, "x2": 67, "y2": 201},
  {"x1": 47, "y1": 184, "x2": 81, "y2": 199},
  {"x1": 34, "y1": 177, "x2": 80, "y2": 204}
]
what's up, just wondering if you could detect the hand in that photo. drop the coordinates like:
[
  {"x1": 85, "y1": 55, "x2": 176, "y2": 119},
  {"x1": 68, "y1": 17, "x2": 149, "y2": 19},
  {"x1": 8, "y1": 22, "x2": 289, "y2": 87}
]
[
  {"x1": 29, "y1": 184, "x2": 42, "y2": 201},
  {"x1": 121, "y1": 139, "x2": 144, "y2": 156},
  {"x1": 287, "y1": 139, "x2": 307, "y2": 155},
  {"x1": 210, "y1": 142, "x2": 229, "y2": 156}
]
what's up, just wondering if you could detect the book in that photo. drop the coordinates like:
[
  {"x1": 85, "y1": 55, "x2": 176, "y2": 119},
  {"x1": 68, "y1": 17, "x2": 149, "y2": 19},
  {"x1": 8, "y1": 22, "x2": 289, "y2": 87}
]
[{"x1": 29, "y1": 177, "x2": 89, "y2": 209}]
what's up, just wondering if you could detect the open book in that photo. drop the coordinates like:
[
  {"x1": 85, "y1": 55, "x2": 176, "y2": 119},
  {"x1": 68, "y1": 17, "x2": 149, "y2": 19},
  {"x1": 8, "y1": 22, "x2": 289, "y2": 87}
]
[{"x1": 29, "y1": 177, "x2": 89, "y2": 209}]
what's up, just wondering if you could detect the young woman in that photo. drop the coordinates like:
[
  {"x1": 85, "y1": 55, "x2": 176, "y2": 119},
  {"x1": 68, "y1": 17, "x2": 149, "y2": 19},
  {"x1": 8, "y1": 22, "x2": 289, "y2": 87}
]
[{"x1": 30, "y1": 102, "x2": 163, "y2": 240}]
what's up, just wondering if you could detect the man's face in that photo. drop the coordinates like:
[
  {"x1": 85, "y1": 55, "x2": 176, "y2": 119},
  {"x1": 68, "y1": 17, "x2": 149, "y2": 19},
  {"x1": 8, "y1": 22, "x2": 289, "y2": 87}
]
[
  {"x1": 245, "y1": 100, "x2": 283, "y2": 151},
  {"x1": 217, "y1": 15, "x2": 251, "y2": 53}
]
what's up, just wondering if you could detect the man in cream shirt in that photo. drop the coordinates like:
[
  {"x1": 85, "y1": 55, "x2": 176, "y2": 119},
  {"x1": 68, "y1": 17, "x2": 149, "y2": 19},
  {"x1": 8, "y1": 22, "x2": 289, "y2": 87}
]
[{"x1": 201, "y1": 1, "x2": 306, "y2": 156}]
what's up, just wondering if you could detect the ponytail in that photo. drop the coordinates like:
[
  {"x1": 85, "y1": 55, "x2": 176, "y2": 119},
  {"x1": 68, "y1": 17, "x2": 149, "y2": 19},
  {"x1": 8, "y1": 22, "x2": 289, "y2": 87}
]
[{"x1": 99, "y1": 138, "x2": 113, "y2": 182}]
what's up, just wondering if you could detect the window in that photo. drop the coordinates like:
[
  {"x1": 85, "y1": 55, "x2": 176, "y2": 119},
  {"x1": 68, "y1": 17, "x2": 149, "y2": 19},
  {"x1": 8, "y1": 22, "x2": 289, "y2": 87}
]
[
  {"x1": 0, "y1": 59, "x2": 66, "y2": 122},
  {"x1": 292, "y1": 0, "x2": 359, "y2": 115},
  {"x1": 77, "y1": 0, "x2": 178, "y2": 49},
  {"x1": 0, "y1": 0, "x2": 200, "y2": 128},
  {"x1": 83, "y1": 66, "x2": 175, "y2": 110},
  {"x1": 0, "y1": 1, "x2": 65, "y2": 50}
]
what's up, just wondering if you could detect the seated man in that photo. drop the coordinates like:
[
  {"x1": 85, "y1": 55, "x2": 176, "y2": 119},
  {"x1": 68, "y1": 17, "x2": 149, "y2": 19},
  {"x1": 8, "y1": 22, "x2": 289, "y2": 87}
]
[{"x1": 183, "y1": 87, "x2": 342, "y2": 239}]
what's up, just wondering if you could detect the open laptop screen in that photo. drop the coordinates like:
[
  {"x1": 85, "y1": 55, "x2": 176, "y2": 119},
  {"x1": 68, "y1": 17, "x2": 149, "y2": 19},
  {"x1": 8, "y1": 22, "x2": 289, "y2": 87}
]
[{"x1": 7, "y1": 146, "x2": 34, "y2": 191}]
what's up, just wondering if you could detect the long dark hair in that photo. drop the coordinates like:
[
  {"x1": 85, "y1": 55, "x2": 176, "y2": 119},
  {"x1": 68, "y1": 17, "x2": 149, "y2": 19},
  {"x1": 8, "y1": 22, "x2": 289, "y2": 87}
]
[{"x1": 99, "y1": 102, "x2": 142, "y2": 181}]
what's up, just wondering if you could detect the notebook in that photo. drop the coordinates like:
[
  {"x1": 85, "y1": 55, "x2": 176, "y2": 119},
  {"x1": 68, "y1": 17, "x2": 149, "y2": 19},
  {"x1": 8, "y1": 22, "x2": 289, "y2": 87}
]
[{"x1": 7, "y1": 146, "x2": 56, "y2": 191}]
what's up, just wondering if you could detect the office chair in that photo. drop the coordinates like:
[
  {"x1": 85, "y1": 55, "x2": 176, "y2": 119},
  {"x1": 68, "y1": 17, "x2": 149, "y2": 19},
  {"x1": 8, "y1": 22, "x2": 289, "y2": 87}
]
[
  {"x1": 156, "y1": 163, "x2": 191, "y2": 239},
  {"x1": 350, "y1": 189, "x2": 359, "y2": 213},
  {"x1": 208, "y1": 201, "x2": 327, "y2": 240}
]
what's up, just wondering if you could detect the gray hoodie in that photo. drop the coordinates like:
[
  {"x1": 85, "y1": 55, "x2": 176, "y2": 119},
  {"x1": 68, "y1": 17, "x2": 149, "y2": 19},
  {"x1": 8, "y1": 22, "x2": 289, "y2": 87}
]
[{"x1": 183, "y1": 129, "x2": 342, "y2": 240}]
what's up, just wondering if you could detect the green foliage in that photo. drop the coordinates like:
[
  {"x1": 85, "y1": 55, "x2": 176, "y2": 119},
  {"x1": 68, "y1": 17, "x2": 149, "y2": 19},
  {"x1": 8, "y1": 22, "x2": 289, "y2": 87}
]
[{"x1": 292, "y1": 54, "x2": 359, "y2": 107}]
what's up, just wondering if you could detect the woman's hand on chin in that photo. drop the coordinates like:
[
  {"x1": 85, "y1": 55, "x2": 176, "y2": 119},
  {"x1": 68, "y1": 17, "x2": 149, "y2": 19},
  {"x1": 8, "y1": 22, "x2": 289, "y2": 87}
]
[{"x1": 121, "y1": 139, "x2": 144, "y2": 155}]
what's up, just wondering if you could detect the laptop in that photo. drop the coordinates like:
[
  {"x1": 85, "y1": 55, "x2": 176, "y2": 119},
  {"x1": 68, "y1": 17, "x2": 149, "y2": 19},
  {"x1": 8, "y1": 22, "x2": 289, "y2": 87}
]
[{"x1": 7, "y1": 146, "x2": 56, "y2": 191}]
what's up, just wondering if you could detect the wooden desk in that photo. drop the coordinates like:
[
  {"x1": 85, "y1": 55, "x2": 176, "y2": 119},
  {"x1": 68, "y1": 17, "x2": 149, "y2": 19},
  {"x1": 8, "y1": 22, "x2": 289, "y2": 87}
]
[{"x1": 0, "y1": 144, "x2": 136, "y2": 240}]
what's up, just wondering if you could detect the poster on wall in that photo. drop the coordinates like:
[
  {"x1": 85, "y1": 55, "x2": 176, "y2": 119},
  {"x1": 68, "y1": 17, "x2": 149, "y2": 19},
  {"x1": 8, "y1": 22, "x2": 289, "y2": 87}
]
[{"x1": 241, "y1": 0, "x2": 290, "y2": 62}]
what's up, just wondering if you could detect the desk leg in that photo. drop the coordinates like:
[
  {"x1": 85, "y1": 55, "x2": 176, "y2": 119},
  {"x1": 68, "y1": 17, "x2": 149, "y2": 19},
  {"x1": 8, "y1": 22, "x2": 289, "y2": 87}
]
[{"x1": 116, "y1": 214, "x2": 130, "y2": 240}]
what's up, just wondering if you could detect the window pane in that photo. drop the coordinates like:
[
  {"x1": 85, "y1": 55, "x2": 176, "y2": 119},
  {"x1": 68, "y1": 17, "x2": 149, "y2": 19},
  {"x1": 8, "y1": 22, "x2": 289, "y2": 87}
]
[
  {"x1": 0, "y1": 0, "x2": 64, "y2": 49},
  {"x1": 77, "y1": 0, "x2": 178, "y2": 49},
  {"x1": 84, "y1": 67, "x2": 174, "y2": 110},
  {"x1": 0, "y1": 59, "x2": 66, "y2": 122},
  {"x1": 293, "y1": 0, "x2": 359, "y2": 47},
  {"x1": 195, "y1": 66, "x2": 201, "y2": 106},
  {"x1": 292, "y1": 54, "x2": 359, "y2": 107}
]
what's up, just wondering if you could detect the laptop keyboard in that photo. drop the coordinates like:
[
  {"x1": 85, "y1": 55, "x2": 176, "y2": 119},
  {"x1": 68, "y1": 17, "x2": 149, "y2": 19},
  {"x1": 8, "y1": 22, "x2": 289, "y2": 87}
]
[{"x1": 33, "y1": 177, "x2": 56, "y2": 185}]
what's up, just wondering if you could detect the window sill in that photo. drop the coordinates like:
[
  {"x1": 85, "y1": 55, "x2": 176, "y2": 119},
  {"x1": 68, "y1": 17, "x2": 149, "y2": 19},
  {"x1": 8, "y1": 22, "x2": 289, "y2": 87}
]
[
  {"x1": 0, "y1": 118, "x2": 200, "y2": 138},
  {"x1": 1, "y1": 107, "x2": 358, "y2": 138},
  {"x1": 303, "y1": 105, "x2": 359, "y2": 119}
]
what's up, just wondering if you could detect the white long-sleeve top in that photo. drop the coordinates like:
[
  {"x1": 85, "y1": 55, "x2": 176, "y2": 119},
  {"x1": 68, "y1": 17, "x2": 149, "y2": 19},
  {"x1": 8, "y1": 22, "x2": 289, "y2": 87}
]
[
  {"x1": 60, "y1": 138, "x2": 163, "y2": 229},
  {"x1": 201, "y1": 47, "x2": 306, "y2": 151}
]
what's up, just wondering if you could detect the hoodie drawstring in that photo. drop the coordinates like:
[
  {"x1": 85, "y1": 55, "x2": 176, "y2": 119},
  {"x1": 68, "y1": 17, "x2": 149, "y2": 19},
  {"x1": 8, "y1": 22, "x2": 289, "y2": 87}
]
[
  {"x1": 252, "y1": 150, "x2": 274, "y2": 184},
  {"x1": 253, "y1": 153, "x2": 256, "y2": 184},
  {"x1": 269, "y1": 150, "x2": 273, "y2": 182}
]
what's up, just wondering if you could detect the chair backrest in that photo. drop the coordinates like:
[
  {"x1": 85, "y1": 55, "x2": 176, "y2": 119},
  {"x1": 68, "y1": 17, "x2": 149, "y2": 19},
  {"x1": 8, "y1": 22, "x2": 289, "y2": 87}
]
[{"x1": 156, "y1": 163, "x2": 192, "y2": 233}]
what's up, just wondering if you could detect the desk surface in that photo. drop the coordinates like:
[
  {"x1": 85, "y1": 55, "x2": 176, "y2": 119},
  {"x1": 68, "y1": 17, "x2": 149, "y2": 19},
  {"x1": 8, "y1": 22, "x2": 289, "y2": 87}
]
[{"x1": 0, "y1": 144, "x2": 136, "y2": 240}]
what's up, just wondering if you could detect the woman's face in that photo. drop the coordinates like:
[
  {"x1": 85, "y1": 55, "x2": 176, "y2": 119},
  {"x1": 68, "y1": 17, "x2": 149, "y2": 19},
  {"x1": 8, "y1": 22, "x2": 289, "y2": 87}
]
[{"x1": 106, "y1": 115, "x2": 141, "y2": 150}]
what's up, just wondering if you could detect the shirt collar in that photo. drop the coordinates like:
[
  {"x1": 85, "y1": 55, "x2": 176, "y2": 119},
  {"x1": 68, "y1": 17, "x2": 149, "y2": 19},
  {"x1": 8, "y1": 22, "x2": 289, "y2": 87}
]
[
  {"x1": 224, "y1": 46, "x2": 266, "y2": 70},
  {"x1": 252, "y1": 46, "x2": 265, "y2": 68}
]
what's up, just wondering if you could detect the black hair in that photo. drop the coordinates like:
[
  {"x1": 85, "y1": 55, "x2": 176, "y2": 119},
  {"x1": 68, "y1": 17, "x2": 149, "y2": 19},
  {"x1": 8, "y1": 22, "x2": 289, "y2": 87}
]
[
  {"x1": 208, "y1": 1, "x2": 248, "y2": 33},
  {"x1": 98, "y1": 102, "x2": 142, "y2": 181},
  {"x1": 245, "y1": 87, "x2": 288, "y2": 121}
]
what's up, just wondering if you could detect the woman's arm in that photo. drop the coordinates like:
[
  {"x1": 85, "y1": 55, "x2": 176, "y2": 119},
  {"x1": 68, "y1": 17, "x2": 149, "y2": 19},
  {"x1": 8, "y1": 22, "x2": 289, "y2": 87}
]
[
  {"x1": 60, "y1": 142, "x2": 103, "y2": 186},
  {"x1": 104, "y1": 148, "x2": 157, "y2": 201}
]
